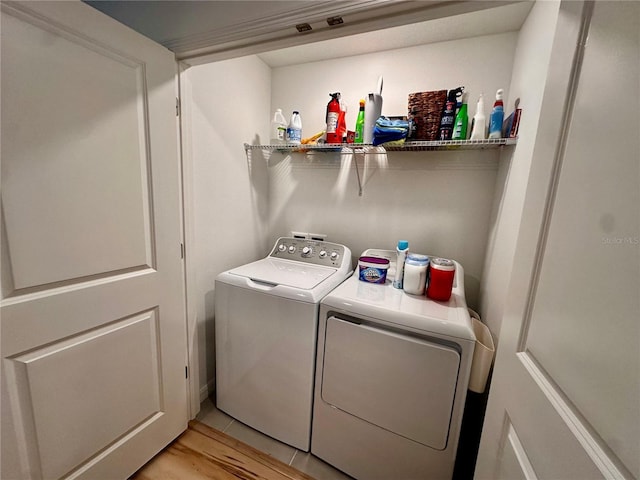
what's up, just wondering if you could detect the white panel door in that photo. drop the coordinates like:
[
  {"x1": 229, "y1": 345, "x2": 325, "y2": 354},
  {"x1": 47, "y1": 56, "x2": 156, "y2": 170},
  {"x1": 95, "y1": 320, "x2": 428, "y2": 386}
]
[
  {"x1": 1, "y1": 2, "x2": 188, "y2": 479},
  {"x1": 476, "y1": 2, "x2": 639, "y2": 479}
]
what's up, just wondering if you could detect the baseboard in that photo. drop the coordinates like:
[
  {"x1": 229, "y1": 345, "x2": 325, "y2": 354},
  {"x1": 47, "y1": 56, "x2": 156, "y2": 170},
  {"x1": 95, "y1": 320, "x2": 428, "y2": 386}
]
[{"x1": 199, "y1": 379, "x2": 215, "y2": 403}]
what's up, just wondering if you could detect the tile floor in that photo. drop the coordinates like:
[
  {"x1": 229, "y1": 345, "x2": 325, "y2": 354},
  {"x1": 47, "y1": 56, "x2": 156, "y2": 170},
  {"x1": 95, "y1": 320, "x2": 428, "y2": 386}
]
[{"x1": 196, "y1": 396, "x2": 354, "y2": 480}]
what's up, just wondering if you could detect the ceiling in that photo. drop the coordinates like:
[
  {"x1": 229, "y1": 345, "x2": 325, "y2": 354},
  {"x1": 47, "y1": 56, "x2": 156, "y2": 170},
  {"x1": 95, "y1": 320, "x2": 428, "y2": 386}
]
[
  {"x1": 259, "y1": 2, "x2": 533, "y2": 67},
  {"x1": 85, "y1": 0, "x2": 533, "y2": 67}
]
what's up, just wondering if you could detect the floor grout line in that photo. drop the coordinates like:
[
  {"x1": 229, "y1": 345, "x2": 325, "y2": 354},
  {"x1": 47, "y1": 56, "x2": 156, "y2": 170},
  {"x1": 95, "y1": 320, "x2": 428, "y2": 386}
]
[{"x1": 222, "y1": 418, "x2": 234, "y2": 433}]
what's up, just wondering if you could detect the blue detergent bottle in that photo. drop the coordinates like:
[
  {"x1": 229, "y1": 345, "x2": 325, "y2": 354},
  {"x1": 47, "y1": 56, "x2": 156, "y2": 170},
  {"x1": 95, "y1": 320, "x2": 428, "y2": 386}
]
[{"x1": 488, "y1": 89, "x2": 504, "y2": 139}]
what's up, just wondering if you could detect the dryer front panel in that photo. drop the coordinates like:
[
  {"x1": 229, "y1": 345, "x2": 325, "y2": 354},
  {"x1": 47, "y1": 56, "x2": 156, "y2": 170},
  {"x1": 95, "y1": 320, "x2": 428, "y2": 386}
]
[{"x1": 321, "y1": 316, "x2": 460, "y2": 450}]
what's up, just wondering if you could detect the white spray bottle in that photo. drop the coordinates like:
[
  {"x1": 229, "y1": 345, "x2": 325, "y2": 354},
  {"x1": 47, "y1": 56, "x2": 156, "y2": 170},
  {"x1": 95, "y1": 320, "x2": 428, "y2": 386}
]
[{"x1": 469, "y1": 94, "x2": 486, "y2": 140}]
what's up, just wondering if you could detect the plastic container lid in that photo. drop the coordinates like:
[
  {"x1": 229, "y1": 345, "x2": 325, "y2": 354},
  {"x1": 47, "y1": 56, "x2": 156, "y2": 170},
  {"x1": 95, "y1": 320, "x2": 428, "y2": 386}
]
[
  {"x1": 397, "y1": 240, "x2": 409, "y2": 250},
  {"x1": 358, "y1": 256, "x2": 390, "y2": 267},
  {"x1": 430, "y1": 258, "x2": 455, "y2": 271},
  {"x1": 405, "y1": 253, "x2": 429, "y2": 266}
]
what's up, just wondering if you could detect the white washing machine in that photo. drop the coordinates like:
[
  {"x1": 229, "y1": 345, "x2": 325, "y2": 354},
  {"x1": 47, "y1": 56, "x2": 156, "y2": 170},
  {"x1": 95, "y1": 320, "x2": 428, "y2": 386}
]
[
  {"x1": 214, "y1": 237, "x2": 352, "y2": 451},
  {"x1": 311, "y1": 249, "x2": 475, "y2": 480}
]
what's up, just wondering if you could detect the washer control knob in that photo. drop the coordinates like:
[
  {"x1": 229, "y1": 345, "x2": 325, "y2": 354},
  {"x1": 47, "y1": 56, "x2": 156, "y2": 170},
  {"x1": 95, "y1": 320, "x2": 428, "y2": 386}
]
[
  {"x1": 302, "y1": 246, "x2": 312, "y2": 257},
  {"x1": 319, "y1": 250, "x2": 327, "y2": 259},
  {"x1": 330, "y1": 252, "x2": 339, "y2": 261},
  {"x1": 278, "y1": 244, "x2": 286, "y2": 252},
  {"x1": 288, "y1": 245, "x2": 296, "y2": 254}
]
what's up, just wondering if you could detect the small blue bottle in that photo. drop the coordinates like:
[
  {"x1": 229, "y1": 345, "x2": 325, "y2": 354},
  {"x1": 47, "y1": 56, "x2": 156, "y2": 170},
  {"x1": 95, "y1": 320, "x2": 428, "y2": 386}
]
[{"x1": 392, "y1": 240, "x2": 409, "y2": 289}]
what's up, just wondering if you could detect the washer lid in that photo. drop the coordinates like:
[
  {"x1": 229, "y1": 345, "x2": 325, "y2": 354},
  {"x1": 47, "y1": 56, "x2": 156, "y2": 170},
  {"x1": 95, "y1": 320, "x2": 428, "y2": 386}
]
[{"x1": 229, "y1": 258, "x2": 337, "y2": 290}]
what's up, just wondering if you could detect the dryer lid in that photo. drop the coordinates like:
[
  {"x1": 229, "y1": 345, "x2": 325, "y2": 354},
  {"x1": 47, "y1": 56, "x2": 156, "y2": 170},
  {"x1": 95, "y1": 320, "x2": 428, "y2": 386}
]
[{"x1": 228, "y1": 258, "x2": 337, "y2": 290}]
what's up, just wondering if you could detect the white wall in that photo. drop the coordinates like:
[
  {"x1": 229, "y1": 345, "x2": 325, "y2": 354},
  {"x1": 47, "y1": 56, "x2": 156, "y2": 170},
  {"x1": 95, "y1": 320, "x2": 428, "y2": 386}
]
[
  {"x1": 478, "y1": 0, "x2": 561, "y2": 342},
  {"x1": 268, "y1": 33, "x2": 517, "y2": 307},
  {"x1": 182, "y1": 55, "x2": 271, "y2": 400},
  {"x1": 186, "y1": 31, "x2": 531, "y2": 399}
]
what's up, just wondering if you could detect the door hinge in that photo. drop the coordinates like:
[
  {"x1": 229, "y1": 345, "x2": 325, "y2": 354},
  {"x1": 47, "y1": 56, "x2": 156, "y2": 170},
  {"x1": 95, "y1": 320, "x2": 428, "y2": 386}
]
[
  {"x1": 185, "y1": 366, "x2": 189, "y2": 379},
  {"x1": 176, "y1": 97, "x2": 181, "y2": 117},
  {"x1": 180, "y1": 243, "x2": 185, "y2": 259}
]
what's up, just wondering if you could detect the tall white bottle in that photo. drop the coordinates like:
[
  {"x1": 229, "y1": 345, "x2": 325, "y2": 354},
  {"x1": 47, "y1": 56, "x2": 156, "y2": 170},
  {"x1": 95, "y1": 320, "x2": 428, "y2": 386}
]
[
  {"x1": 271, "y1": 109, "x2": 287, "y2": 144},
  {"x1": 287, "y1": 111, "x2": 302, "y2": 144},
  {"x1": 363, "y1": 76, "x2": 384, "y2": 144},
  {"x1": 469, "y1": 94, "x2": 486, "y2": 140}
]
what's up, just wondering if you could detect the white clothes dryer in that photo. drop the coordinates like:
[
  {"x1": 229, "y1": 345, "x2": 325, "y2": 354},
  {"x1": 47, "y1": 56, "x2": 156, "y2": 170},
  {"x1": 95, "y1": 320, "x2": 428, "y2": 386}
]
[
  {"x1": 215, "y1": 237, "x2": 352, "y2": 451},
  {"x1": 311, "y1": 249, "x2": 475, "y2": 480}
]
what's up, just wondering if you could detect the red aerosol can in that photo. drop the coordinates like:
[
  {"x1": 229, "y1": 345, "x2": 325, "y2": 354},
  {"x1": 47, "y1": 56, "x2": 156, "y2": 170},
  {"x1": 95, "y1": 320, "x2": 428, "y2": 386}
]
[{"x1": 326, "y1": 92, "x2": 341, "y2": 144}]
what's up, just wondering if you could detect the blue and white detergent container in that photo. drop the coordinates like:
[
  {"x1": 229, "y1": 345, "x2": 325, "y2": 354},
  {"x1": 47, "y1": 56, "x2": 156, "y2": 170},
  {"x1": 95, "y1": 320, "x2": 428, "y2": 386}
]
[
  {"x1": 402, "y1": 253, "x2": 430, "y2": 295},
  {"x1": 358, "y1": 256, "x2": 390, "y2": 284}
]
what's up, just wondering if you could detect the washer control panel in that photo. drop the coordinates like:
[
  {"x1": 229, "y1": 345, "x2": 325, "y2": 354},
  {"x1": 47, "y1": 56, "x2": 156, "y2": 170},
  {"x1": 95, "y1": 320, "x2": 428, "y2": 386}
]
[{"x1": 270, "y1": 237, "x2": 348, "y2": 268}]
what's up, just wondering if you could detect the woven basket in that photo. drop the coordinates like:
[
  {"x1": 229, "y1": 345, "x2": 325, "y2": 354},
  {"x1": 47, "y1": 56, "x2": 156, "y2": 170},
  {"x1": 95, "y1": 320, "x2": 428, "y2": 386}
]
[{"x1": 408, "y1": 90, "x2": 447, "y2": 140}]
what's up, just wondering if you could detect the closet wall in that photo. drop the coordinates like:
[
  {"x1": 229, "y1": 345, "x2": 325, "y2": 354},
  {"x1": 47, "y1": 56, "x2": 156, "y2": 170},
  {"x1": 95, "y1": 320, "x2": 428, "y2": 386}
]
[
  {"x1": 182, "y1": 55, "x2": 271, "y2": 397},
  {"x1": 267, "y1": 31, "x2": 517, "y2": 309}
]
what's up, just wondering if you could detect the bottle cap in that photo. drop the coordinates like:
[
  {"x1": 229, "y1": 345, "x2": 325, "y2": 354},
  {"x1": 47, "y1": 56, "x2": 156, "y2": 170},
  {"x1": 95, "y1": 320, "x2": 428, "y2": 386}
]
[
  {"x1": 359, "y1": 99, "x2": 365, "y2": 106},
  {"x1": 397, "y1": 240, "x2": 409, "y2": 250},
  {"x1": 430, "y1": 258, "x2": 455, "y2": 271},
  {"x1": 496, "y1": 89, "x2": 504, "y2": 100},
  {"x1": 406, "y1": 253, "x2": 429, "y2": 266}
]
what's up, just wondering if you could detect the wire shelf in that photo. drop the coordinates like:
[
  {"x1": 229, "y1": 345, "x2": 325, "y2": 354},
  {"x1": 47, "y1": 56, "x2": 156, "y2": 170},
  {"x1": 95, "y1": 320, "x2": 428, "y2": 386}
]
[
  {"x1": 244, "y1": 138, "x2": 516, "y2": 153},
  {"x1": 243, "y1": 138, "x2": 517, "y2": 196}
]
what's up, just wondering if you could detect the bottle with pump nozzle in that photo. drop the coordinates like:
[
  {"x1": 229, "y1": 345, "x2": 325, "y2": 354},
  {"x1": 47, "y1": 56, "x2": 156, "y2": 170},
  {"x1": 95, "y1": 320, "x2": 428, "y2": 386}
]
[
  {"x1": 355, "y1": 99, "x2": 365, "y2": 143},
  {"x1": 452, "y1": 92, "x2": 469, "y2": 140},
  {"x1": 469, "y1": 94, "x2": 486, "y2": 140},
  {"x1": 287, "y1": 111, "x2": 302, "y2": 144},
  {"x1": 271, "y1": 109, "x2": 287, "y2": 144},
  {"x1": 488, "y1": 89, "x2": 505, "y2": 139},
  {"x1": 393, "y1": 240, "x2": 409, "y2": 289}
]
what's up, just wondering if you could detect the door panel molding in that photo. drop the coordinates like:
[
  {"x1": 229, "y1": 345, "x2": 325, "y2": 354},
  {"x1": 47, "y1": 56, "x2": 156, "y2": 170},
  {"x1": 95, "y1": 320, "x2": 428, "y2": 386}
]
[
  {"x1": 6, "y1": 311, "x2": 162, "y2": 479},
  {"x1": 1, "y1": 1, "x2": 157, "y2": 292},
  {"x1": 516, "y1": 0, "x2": 594, "y2": 354},
  {"x1": 1, "y1": 266, "x2": 156, "y2": 303},
  {"x1": 496, "y1": 417, "x2": 538, "y2": 480},
  {"x1": 517, "y1": 352, "x2": 627, "y2": 479},
  {"x1": 1, "y1": 1, "x2": 146, "y2": 66}
]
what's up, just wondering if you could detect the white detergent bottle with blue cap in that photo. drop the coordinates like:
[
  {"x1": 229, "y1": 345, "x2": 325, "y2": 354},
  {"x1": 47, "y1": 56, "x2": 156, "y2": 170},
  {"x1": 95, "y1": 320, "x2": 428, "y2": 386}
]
[{"x1": 393, "y1": 240, "x2": 409, "y2": 289}]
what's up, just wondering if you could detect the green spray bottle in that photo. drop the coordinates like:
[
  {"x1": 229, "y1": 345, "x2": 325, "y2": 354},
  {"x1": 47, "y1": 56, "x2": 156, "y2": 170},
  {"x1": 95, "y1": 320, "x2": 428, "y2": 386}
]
[
  {"x1": 452, "y1": 91, "x2": 469, "y2": 140},
  {"x1": 354, "y1": 99, "x2": 365, "y2": 143}
]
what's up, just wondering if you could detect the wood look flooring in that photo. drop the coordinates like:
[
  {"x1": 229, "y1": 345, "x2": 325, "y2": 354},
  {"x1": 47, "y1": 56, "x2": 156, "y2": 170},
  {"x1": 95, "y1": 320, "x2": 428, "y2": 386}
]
[{"x1": 131, "y1": 421, "x2": 316, "y2": 480}]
